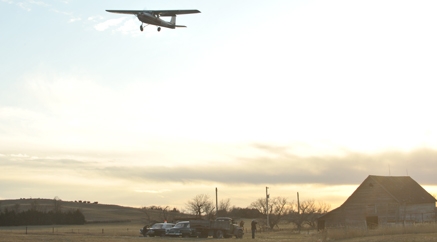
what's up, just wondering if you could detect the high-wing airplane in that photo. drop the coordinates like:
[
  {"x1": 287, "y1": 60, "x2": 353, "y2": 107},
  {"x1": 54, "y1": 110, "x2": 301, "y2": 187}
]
[{"x1": 106, "y1": 9, "x2": 201, "y2": 32}]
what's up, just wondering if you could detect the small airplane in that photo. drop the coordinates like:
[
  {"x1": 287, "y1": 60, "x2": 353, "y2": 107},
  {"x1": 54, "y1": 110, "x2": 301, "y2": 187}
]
[{"x1": 106, "y1": 9, "x2": 201, "y2": 32}]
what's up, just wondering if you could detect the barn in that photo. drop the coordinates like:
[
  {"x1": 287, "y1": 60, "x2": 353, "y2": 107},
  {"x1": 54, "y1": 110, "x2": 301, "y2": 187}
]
[{"x1": 318, "y1": 175, "x2": 436, "y2": 229}]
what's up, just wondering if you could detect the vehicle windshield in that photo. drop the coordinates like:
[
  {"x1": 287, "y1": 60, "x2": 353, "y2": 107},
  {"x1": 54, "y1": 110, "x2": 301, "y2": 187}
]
[
  {"x1": 174, "y1": 222, "x2": 188, "y2": 228},
  {"x1": 151, "y1": 224, "x2": 163, "y2": 229},
  {"x1": 173, "y1": 223, "x2": 184, "y2": 228}
]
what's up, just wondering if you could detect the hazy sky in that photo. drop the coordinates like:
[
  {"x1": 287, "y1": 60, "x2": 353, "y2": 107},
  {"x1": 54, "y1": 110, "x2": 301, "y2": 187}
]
[{"x1": 1, "y1": 0, "x2": 437, "y2": 210}]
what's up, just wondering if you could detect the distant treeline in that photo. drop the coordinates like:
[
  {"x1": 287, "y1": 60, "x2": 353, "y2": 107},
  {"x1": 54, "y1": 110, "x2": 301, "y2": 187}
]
[
  {"x1": 0, "y1": 209, "x2": 85, "y2": 226},
  {"x1": 218, "y1": 208, "x2": 263, "y2": 218}
]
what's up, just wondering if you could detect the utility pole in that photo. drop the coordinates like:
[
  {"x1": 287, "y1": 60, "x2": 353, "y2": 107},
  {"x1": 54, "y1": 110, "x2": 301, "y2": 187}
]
[
  {"x1": 266, "y1": 187, "x2": 270, "y2": 228},
  {"x1": 297, "y1": 192, "x2": 300, "y2": 215},
  {"x1": 215, "y1": 187, "x2": 218, "y2": 217},
  {"x1": 297, "y1": 192, "x2": 301, "y2": 232}
]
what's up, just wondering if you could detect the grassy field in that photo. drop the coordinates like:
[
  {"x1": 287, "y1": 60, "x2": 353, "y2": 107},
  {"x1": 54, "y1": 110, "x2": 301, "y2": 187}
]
[
  {"x1": 2, "y1": 223, "x2": 437, "y2": 242},
  {"x1": 0, "y1": 224, "x2": 318, "y2": 242}
]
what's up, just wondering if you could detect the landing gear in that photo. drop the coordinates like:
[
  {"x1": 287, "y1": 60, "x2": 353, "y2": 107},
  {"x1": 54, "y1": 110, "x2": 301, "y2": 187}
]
[{"x1": 139, "y1": 24, "x2": 160, "y2": 32}]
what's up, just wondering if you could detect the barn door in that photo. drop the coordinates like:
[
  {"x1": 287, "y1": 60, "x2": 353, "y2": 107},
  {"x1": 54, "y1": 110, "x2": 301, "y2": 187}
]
[
  {"x1": 317, "y1": 220, "x2": 325, "y2": 230},
  {"x1": 366, "y1": 216, "x2": 378, "y2": 229}
]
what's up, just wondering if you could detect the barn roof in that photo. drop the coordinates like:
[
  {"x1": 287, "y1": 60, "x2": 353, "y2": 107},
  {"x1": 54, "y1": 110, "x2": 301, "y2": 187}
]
[
  {"x1": 318, "y1": 175, "x2": 436, "y2": 221},
  {"x1": 368, "y1": 175, "x2": 436, "y2": 204}
]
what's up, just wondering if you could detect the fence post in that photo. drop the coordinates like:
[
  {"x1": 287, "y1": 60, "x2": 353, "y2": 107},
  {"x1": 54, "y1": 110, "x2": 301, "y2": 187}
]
[
  {"x1": 25, "y1": 227, "x2": 27, "y2": 234},
  {"x1": 102, "y1": 229, "x2": 104, "y2": 234}
]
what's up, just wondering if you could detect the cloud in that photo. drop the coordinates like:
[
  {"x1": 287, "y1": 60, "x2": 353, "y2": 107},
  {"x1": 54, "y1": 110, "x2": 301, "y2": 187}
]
[
  {"x1": 2, "y1": 0, "x2": 50, "y2": 11},
  {"x1": 116, "y1": 18, "x2": 140, "y2": 35},
  {"x1": 88, "y1": 15, "x2": 103, "y2": 22},
  {"x1": 94, "y1": 15, "x2": 161, "y2": 36},
  {"x1": 3, "y1": 147, "x2": 435, "y2": 186},
  {"x1": 1, "y1": 0, "x2": 29, "y2": 11},
  {"x1": 105, "y1": 147, "x2": 437, "y2": 186},
  {"x1": 16, "y1": 2, "x2": 31, "y2": 11},
  {"x1": 10, "y1": 154, "x2": 30, "y2": 158},
  {"x1": 28, "y1": 0, "x2": 49, "y2": 7},
  {"x1": 135, "y1": 189, "x2": 171, "y2": 194},
  {"x1": 50, "y1": 8, "x2": 71, "y2": 16},
  {"x1": 94, "y1": 17, "x2": 126, "y2": 31},
  {"x1": 68, "y1": 17, "x2": 81, "y2": 23},
  {"x1": 2, "y1": 147, "x2": 436, "y2": 208}
]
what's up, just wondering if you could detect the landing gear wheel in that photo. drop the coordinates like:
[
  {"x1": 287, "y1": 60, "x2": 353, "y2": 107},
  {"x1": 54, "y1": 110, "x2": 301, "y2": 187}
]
[
  {"x1": 157, "y1": 27, "x2": 161, "y2": 32},
  {"x1": 140, "y1": 25, "x2": 144, "y2": 31}
]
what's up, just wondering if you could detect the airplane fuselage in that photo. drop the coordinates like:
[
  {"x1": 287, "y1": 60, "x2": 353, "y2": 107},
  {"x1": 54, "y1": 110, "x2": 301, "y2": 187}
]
[
  {"x1": 106, "y1": 9, "x2": 199, "y2": 32},
  {"x1": 137, "y1": 12, "x2": 175, "y2": 29}
]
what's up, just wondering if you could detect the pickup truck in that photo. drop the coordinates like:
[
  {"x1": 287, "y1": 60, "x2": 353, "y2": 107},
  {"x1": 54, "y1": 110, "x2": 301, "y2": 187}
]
[{"x1": 190, "y1": 217, "x2": 244, "y2": 238}]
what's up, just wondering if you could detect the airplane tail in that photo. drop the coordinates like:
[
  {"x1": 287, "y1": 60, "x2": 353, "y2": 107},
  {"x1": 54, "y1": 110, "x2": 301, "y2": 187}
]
[{"x1": 170, "y1": 16, "x2": 186, "y2": 28}]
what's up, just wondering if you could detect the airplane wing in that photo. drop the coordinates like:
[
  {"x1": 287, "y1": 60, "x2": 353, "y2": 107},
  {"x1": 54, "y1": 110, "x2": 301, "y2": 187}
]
[
  {"x1": 106, "y1": 9, "x2": 200, "y2": 16},
  {"x1": 150, "y1": 10, "x2": 201, "y2": 16},
  {"x1": 106, "y1": 10, "x2": 145, "y2": 15}
]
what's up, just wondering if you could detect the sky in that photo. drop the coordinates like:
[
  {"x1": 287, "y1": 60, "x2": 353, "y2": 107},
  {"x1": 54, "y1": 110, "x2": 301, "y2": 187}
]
[{"x1": 1, "y1": 0, "x2": 437, "y2": 212}]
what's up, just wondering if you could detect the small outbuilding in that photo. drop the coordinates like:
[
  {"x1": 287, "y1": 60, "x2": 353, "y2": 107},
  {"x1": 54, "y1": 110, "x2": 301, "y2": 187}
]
[{"x1": 318, "y1": 175, "x2": 436, "y2": 229}]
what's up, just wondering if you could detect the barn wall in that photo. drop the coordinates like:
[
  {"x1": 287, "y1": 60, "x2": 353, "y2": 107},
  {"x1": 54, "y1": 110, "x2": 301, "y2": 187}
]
[
  {"x1": 399, "y1": 203, "x2": 436, "y2": 223},
  {"x1": 333, "y1": 177, "x2": 399, "y2": 227}
]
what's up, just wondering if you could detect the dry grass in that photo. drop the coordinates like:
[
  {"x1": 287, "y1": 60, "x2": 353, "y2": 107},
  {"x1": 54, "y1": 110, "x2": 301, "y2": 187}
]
[
  {"x1": 2, "y1": 223, "x2": 437, "y2": 242},
  {"x1": 0, "y1": 224, "x2": 319, "y2": 242},
  {"x1": 320, "y1": 223, "x2": 437, "y2": 242}
]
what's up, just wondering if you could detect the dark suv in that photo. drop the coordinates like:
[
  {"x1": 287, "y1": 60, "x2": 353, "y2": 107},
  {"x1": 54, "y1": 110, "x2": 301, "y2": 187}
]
[
  {"x1": 142, "y1": 222, "x2": 175, "y2": 237},
  {"x1": 166, "y1": 221, "x2": 197, "y2": 237}
]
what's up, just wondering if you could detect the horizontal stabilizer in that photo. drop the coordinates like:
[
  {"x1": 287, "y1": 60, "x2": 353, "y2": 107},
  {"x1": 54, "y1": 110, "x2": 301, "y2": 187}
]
[{"x1": 175, "y1": 25, "x2": 187, "y2": 28}]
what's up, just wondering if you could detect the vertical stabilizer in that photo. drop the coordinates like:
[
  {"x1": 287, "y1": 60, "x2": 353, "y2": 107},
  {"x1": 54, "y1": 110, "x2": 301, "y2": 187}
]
[
  {"x1": 172, "y1": 15, "x2": 187, "y2": 28},
  {"x1": 170, "y1": 15, "x2": 176, "y2": 25}
]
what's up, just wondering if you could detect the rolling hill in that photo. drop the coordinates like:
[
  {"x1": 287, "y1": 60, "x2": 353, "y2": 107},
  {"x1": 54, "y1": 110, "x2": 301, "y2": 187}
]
[{"x1": 0, "y1": 198, "x2": 179, "y2": 224}]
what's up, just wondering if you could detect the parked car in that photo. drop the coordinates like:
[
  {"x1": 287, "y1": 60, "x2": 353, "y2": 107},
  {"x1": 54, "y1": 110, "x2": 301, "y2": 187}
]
[
  {"x1": 143, "y1": 222, "x2": 175, "y2": 237},
  {"x1": 166, "y1": 221, "x2": 197, "y2": 237},
  {"x1": 139, "y1": 225, "x2": 150, "y2": 237}
]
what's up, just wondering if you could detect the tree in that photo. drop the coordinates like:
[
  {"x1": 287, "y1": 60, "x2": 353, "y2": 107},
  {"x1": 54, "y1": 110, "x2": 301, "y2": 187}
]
[
  {"x1": 185, "y1": 194, "x2": 214, "y2": 218},
  {"x1": 161, "y1": 206, "x2": 169, "y2": 221},
  {"x1": 250, "y1": 198, "x2": 268, "y2": 215},
  {"x1": 287, "y1": 199, "x2": 331, "y2": 230},
  {"x1": 250, "y1": 196, "x2": 292, "y2": 229},
  {"x1": 30, "y1": 200, "x2": 39, "y2": 211},
  {"x1": 217, "y1": 198, "x2": 231, "y2": 216},
  {"x1": 229, "y1": 207, "x2": 262, "y2": 218},
  {"x1": 269, "y1": 197, "x2": 291, "y2": 229},
  {"x1": 13, "y1": 203, "x2": 20, "y2": 213},
  {"x1": 53, "y1": 196, "x2": 62, "y2": 212},
  {"x1": 219, "y1": 198, "x2": 231, "y2": 212}
]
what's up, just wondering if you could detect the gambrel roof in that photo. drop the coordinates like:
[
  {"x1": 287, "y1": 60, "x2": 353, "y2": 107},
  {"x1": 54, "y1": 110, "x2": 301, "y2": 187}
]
[
  {"x1": 368, "y1": 175, "x2": 436, "y2": 204},
  {"x1": 318, "y1": 175, "x2": 436, "y2": 227}
]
